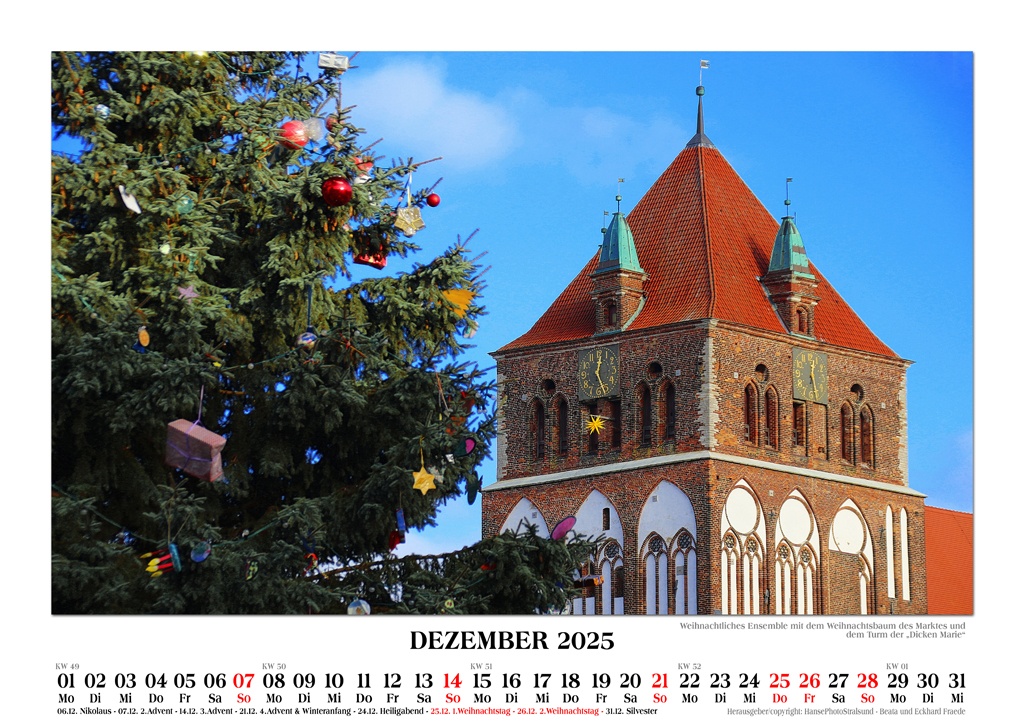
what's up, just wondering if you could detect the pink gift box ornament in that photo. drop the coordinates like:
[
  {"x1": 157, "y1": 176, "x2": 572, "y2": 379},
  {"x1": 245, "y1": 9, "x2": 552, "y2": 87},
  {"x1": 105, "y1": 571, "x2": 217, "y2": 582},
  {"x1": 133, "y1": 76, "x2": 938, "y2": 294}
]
[{"x1": 165, "y1": 419, "x2": 226, "y2": 482}]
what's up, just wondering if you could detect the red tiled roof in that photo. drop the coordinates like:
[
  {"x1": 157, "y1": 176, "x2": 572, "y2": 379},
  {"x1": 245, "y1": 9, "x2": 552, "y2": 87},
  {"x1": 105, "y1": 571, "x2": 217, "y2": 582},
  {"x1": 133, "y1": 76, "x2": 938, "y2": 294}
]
[
  {"x1": 924, "y1": 506, "x2": 973, "y2": 615},
  {"x1": 499, "y1": 143, "x2": 897, "y2": 358}
]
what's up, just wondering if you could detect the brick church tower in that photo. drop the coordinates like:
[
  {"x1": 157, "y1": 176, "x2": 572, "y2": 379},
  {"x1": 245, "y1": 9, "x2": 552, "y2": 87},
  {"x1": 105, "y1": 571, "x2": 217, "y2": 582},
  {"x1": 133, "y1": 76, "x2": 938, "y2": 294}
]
[{"x1": 480, "y1": 84, "x2": 927, "y2": 616}]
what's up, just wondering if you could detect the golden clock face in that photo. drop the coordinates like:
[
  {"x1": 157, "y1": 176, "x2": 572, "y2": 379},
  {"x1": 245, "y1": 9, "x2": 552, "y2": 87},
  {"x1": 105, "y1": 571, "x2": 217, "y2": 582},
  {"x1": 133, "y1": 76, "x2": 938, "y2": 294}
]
[
  {"x1": 793, "y1": 349, "x2": 828, "y2": 403},
  {"x1": 578, "y1": 345, "x2": 620, "y2": 400}
]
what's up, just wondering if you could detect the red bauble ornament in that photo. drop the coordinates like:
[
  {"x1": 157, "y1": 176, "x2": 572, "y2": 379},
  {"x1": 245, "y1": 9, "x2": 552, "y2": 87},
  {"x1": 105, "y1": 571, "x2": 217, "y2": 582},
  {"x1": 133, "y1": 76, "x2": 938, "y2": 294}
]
[
  {"x1": 279, "y1": 120, "x2": 309, "y2": 149},
  {"x1": 426, "y1": 193, "x2": 441, "y2": 207},
  {"x1": 321, "y1": 177, "x2": 353, "y2": 207},
  {"x1": 388, "y1": 530, "x2": 405, "y2": 550},
  {"x1": 354, "y1": 250, "x2": 387, "y2": 270}
]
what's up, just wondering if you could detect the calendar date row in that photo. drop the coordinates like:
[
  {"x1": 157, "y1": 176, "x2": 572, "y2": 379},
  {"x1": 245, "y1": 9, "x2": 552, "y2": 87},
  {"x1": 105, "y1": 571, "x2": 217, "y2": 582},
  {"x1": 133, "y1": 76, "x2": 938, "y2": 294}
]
[{"x1": 56, "y1": 669, "x2": 967, "y2": 692}]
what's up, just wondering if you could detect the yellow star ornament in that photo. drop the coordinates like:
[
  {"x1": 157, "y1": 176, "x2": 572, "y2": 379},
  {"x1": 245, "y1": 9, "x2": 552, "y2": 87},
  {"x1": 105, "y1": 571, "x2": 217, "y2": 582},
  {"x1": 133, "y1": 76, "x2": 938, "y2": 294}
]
[
  {"x1": 441, "y1": 289, "x2": 475, "y2": 318},
  {"x1": 585, "y1": 415, "x2": 606, "y2": 435},
  {"x1": 411, "y1": 466, "x2": 436, "y2": 495}
]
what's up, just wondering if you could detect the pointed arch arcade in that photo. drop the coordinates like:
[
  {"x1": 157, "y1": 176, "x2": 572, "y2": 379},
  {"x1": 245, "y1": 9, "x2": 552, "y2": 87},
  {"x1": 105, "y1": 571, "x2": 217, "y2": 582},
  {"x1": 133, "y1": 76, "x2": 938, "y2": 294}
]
[
  {"x1": 774, "y1": 490, "x2": 820, "y2": 615},
  {"x1": 638, "y1": 481, "x2": 698, "y2": 614},
  {"x1": 498, "y1": 497, "x2": 550, "y2": 538},
  {"x1": 720, "y1": 480, "x2": 766, "y2": 615},
  {"x1": 569, "y1": 491, "x2": 625, "y2": 615}
]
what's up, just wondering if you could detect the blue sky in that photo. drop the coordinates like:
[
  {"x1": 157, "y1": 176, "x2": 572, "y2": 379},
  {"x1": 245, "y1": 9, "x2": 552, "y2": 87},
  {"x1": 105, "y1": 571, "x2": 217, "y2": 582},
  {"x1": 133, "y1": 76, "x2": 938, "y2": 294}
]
[{"x1": 327, "y1": 51, "x2": 974, "y2": 556}]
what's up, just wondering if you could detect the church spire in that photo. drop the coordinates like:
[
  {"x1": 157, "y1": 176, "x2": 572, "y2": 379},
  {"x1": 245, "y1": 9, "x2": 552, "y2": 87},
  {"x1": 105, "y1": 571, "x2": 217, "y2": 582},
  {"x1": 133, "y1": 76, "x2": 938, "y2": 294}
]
[
  {"x1": 591, "y1": 193, "x2": 646, "y2": 334},
  {"x1": 767, "y1": 215, "x2": 813, "y2": 276},
  {"x1": 767, "y1": 183, "x2": 813, "y2": 277},
  {"x1": 763, "y1": 183, "x2": 819, "y2": 336},
  {"x1": 686, "y1": 62, "x2": 715, "y2": 148},
  {"x1": 596, "y1": 195, "x2": 644, "y2": 274}
]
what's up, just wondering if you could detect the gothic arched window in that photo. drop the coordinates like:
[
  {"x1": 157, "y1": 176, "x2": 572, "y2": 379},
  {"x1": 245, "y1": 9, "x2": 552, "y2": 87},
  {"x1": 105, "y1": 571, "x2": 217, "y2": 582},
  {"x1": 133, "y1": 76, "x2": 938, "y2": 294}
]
[
  {"x1": 765, "y1": 387, "x2": 779, "y2": 449},
  {"x1": 744, "y1": 383, "x2": 759, "y2": 445},
  {"x1": 638, "y1": 383, "x2": 652, "y2": 446},
  {"x1": 554, "y1": 396, "x2": 569, "y2": 455},
  {"x1": 840, "y1": 402, "x2": 854, "y2": 463},
  {"x1": 643, "y1": 534, "x2": 669, "y2": 615},
  {"x1": 661, "y1": 380, "x2": 676, "y2": 441},
  {"x1": 610, "y1": 400, "x2": 622, "y2": 450},
  {"x1": 673, "y1": 531, "x2": 698, "y2": 615},
  {"x1": 531, "y1": 399, "x2": 545, "y2": 460},
  {"x1": 587, "y1": 403, "x2": 599, "y2": 455},
  {"x1": 859, "y1": 406, "x2": 874, "y2": 468},
  {"x1": 792, "y1": 401, "x2": 806, "y2": 448}
]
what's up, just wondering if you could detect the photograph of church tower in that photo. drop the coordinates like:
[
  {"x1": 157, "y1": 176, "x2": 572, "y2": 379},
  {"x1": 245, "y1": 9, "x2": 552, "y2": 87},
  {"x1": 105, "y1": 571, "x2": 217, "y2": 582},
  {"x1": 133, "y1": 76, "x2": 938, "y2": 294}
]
[{"x1": 481, "y1": 80, "x2": 954, "y2": 616}]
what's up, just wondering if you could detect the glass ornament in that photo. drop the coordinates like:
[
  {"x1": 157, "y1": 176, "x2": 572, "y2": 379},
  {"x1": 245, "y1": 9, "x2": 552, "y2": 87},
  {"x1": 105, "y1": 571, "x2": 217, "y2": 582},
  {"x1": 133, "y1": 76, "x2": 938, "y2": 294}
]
[
  {"x1": 279, "y1": 120, "x2": 309, "y2": 149},
  {"x1": 321, "y1": 177, "x2": 353, "y2": 207},
  {"x1": 297, "y1": 328, "x2": 318, "y2": 350},
  {"x1": 347, "y1": 599, "x2": 371, "y2": 615},
  {"x1": 191, "y1": 541, "x2": 212, "y2": 562},
  {"x1": 175, "y1": 195, "x2": 195, "y2": 215},
  {"x1": 303, "y1": 117, "x2": 327, "y2": 142}
]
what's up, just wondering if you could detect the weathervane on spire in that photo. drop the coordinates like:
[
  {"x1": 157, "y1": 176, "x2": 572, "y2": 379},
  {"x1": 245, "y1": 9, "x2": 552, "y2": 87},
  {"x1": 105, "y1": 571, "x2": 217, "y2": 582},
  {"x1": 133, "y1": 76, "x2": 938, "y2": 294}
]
[
  {"x1": 694, "y1": 60, "x2": 709, "y2": 138},
  {"x1": 616, "y1": 178, "x2": 625, "y2": 213},
  {"x1": 785, "y1": 177, "x2": 793, "y2": 215}
]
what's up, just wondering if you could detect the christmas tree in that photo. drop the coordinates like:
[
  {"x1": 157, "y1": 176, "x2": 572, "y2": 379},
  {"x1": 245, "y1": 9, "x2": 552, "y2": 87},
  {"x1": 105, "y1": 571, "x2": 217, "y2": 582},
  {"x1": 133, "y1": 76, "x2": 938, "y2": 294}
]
[{"x1": 51, "y1": 51, "x2": 593, "y2": 615}]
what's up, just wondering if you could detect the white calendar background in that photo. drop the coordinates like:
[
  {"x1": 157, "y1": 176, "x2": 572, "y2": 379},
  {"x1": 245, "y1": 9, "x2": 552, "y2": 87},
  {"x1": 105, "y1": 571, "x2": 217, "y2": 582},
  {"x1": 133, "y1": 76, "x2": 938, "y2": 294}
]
[{"x1": 26, "y1": 3, "x2": 1015, "y2": 723}]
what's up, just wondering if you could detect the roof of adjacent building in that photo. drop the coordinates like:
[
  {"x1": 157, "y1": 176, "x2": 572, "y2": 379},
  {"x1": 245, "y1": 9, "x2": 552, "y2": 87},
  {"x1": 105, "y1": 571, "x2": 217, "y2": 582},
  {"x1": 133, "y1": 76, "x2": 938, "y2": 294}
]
[
  {"x1": 498, "y1": 121, "x2": 897, "y2": 359},
  {"x1": 923, "y1": 506, "x2": 973, "y2": 615}
]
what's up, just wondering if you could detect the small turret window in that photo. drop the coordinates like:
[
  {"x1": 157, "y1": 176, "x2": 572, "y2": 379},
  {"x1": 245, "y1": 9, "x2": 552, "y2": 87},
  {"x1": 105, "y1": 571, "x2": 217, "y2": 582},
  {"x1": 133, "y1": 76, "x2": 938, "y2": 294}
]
[
  {"x1": 796, "y1": 308, "x2": 809, "y2": 334},
  {"x1": 604, "y1": 300, "x2": 617, "y2": 328}
]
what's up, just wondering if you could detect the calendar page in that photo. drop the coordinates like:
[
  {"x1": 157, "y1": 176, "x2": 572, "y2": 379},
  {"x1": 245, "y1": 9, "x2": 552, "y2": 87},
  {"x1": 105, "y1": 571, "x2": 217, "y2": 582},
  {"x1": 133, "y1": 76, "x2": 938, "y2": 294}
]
[{"x1": 39, "y1": 20, "x2": 1001, "y2": 725}]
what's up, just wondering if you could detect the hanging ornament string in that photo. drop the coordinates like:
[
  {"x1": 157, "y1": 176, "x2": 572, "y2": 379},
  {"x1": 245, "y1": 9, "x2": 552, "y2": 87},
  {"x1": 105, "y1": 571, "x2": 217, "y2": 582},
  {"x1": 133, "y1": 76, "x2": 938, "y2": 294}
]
[
  {"x1": 394, "y1": 172, "x2": 425, "y2": 236},
  {"x1": 336, "y1": 62, "x2": 343, "y2": 117},
  {"x1": 165, "y1": 385, "x2": 225, "y2": 482},
  {"x1": 435, "y1": 373, "x2": 452, "y2": 415}
]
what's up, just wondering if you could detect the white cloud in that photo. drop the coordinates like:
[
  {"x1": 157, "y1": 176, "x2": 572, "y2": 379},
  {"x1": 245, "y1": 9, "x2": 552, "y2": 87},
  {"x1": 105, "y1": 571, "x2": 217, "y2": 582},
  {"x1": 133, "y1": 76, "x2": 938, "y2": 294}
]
[
  {"x1": 345, "y1": 60, "x2": 520, "y2": 171},
  {"x1": 343, "y1": 60, "x2": 686, "y2": 188}
]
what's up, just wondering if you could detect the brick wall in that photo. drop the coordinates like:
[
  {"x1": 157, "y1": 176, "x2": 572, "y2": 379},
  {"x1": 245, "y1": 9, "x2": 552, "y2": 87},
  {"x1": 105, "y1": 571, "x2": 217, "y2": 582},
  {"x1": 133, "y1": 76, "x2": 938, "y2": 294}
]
[{"x1": 485, "y1": 317, "x2": 924, "y2": 615}]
